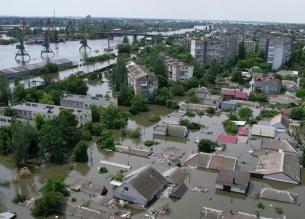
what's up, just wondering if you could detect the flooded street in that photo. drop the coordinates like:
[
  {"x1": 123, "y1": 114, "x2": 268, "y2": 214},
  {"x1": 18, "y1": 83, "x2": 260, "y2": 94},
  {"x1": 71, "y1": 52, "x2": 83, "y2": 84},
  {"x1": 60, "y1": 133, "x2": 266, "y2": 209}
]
[{"x1": 0, "y1": 25, "x2": 304, "y2": 219}]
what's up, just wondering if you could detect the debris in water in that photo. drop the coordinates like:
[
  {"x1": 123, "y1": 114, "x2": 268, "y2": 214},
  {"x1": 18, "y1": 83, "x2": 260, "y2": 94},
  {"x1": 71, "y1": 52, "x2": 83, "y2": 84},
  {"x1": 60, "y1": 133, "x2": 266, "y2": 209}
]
[{"x1": 192, "y1": 185, "x2": 208, "y2": 193}]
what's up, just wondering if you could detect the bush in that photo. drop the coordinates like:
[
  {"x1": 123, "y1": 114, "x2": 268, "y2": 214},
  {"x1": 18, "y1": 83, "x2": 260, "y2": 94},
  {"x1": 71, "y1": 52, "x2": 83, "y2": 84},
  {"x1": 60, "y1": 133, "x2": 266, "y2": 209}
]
[
  {"x1": 144, "y1": 140, "x2": 160, "y2": 147},
  {"x1": 121, "y1": 127, "x2": 141, "y2": 138},
  {"x1": 249, "y1": 119, "x2": 257, "y2": 125},
  {"x1": 179, "y1": 119, "x2": 204, "y2": 130},
  {"x1": 186, "y1": 110, "x2": 195, "y2": 117},
  {"x1": 166, "y1": 100, "x2": 180, "y2": 109},
  {"x1": 82, "y1": 130, "x2": 93, "y2": 141},
  {"x1": 171, "y1": 84, "x2": 185, "y2": 96},
  {"x1": 259, "y1": 110, "x2": 279, "y2": 118},
  {"x1": 97, "y1": 130, "x2": 115, "y2": 151},
  {"x1": 176, "y1": 161, "x2": 182, "y2": 167},
  {"x1": 223, "y1": 120, "x2": 238, "y2": 134},
  {"x1": 238, "y1": 107, "x2": 253, "y2": 120},
  {"x1": 12, "y1": 193, "x2": 26, "y2": 203},
  {"x1": 111, "y1": 171, "x2": 125, "y2": 181},
  {"x1": 257, "y1": 202, "x2": 265, "y2": 209},
  {"x1": 71, "y1": 197, "x2": 77, "y2": 202},
  {"x1": 73, "y1": 141, "x2": 89, "y2": 162},
  {"x1": 197, "y1": 111, "x2": 205, "y2": 116},
  {"x1": 275, "y1": 207, "x2": 283, "y2": 214},
  {"x1": 189, "y1": 95, "x2": 200, "y2": 103},
  {"x1": 206, "y1": 107, "x2": 216, "y2": 114},
  {"x1": 99, "y1": 167, "x2": 108, "y2": 174},
  {"x1": 40, "y1": 176, "x2": 70, "y2": 197},
  {"x1": 228, "y1": 113, "x2": 238, "y2": 121},
  {"x1": 198, "y1": 139, "x2": 217, "y2": 153},
  {"x1": 289, "y1": 107, "x2": 305, "y2": 120},
  {"x1": 161, "y1": 203, "x2": 171, "y2": 215},
  {"x1": 82, "y1": 200, "x2": 91, "y2": 207},
  {"x1": 32, "y1": 192, "x2": 64, "y2": 218},
  {"x1": 149, "y1": 116, "x2": 161, "y2": 122}
]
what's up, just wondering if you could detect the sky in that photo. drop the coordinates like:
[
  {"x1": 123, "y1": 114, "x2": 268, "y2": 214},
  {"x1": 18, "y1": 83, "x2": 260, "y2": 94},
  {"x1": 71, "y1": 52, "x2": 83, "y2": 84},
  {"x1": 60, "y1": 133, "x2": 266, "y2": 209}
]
[{"x1": 1, "y1": 0, "x2": 305, "y2": 23}]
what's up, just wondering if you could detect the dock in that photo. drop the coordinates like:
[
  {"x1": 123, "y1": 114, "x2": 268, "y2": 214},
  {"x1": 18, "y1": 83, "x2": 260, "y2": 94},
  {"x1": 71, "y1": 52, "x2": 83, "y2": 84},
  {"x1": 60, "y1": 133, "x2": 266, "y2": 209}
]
[{"x1": 100, "y1": 160, "x2": 132, "y2": 169}]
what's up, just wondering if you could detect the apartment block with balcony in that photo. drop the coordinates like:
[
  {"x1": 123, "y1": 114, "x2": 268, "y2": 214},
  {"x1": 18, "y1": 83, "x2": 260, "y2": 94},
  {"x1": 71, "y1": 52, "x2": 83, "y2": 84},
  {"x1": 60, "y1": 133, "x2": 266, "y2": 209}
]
[
  {"x1": 259, "y1": 37, "x2": 292, "y2": 70},
  {"x1": 10, "y1": 102, "x2": 92, "y2": 128},
  {"x1": 60, "y1": 95, "x2": 118, "y2": 109},
  {"x1": 244, "y1": 40, "x2": 256, "y2": 53},
  {"x1": 126, "y1": 61, "x2": 158, "y2": 100}
]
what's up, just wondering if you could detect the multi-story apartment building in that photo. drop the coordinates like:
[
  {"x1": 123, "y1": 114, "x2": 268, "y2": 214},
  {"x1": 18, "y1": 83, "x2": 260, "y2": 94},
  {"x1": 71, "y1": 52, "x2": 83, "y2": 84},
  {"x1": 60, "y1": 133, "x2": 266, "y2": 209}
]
[
  {"x1": 126, "y1": 61, "x2": 158, "y2": 100},
  {"x1": 253, "y1": 76, "x2": 282, "y2": 94},
  {"x1": 60, "y1": 95, "x2": 118, "y2": 109},
  {"x1": 191, "y1": 35, "x2": 239, "y2": 65},
  {"x1": 244, "y1": 40, "x2": 256, "y2": 53},
  {"x1": 160, "y1": 53, "x2": 194, "y2": 81},
  {"x1": 10, "y1": 102, "x2": 92, "y2": 128},
  {"x1": 259, "y1": 37, "x2": 292, "y2": 70}
]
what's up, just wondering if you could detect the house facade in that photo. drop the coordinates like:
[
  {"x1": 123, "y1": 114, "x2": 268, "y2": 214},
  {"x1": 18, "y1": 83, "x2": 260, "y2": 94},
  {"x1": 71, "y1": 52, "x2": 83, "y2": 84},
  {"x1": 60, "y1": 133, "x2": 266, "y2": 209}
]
[
  {"x1": 60, "y1": 95, "x2": 118, "y2": 108},
  {"x1": 203, "y1": 95, "x2": 223, "y2": 109},
  {"x1": 216, "y1": 169, "x2": 250, "y2": 194},
  {"x1": 253, "y1": 76, "x2": 282, "y2": 94},
  {"x1": 126, "y1": 61, "x2": 159, "y2": 100},
  {"x1": 221, "y1": 101, "x2": 237, "y2": 110},
  {"x1": 10, "y1": 102, "x2": 92, "y2": 128},
  {"x1": 195, "y1": 87, "x2": 209, "y2": 99},
  {"x1": 113, "y1": 165, "x2": 167, "y2": 206}
]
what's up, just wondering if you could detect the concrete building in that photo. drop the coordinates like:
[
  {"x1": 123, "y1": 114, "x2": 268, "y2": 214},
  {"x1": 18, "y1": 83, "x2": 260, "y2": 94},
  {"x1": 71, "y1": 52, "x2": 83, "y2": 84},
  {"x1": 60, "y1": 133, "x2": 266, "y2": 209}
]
[
  {"x1": 221, "y1": 101, "x2": 237, "y2": 110},
  {"x1": 113, "y1": 164, "x2": 167, "y2": 205},
  {"x1": 244, "y1": 40, "x2": 256, "y2": 53},
  {"x1": 0, "y1": 115, "x2": 26, "y2": 127},
  {"x1": 191, "y1": 35, "x2": 239, "y2": 65},
  {"x1": 161, "y1": 53, "x2": 194, "y2": 81},
  {"x1": 216, "y1": 169, "x2": 250, "y2": 194},
  {"x1": 10, "y1": 102, "x2": 91, "y2": 128},
  {"x1": 195, "y1": 87, "x2": 209, "y2": 99},
  {"x1": 221, "y1": 90, "x2": 248, "y2": 101},
  {"x1": 203, "y1": 95, "x2": 223, "y2": 109},
  {"x1": 126, "y1": 61, "x2": 158, "y2": 100},
  {"x1": 253, "y1": 76, "x2": 282, "y2": 94},
  {"x1": 259, "y1": 37, "x2": 292, "y2": 70},
  {"x1": 60, "y1": 95, "x2": 118, "y2": 108}
]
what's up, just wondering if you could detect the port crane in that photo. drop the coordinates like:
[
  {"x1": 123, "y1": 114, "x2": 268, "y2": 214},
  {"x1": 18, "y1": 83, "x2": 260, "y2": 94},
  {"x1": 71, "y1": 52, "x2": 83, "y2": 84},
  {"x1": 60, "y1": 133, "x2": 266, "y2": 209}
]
[
  {"x1": 41, "y1": 18, "x2": 55, "y2": 57},
  {"x1": 79, "y1": 18, "x2": 91, "y2": 51},
  {"x1": 15, "y1": 18, "x2": 31, "y2": 62}
]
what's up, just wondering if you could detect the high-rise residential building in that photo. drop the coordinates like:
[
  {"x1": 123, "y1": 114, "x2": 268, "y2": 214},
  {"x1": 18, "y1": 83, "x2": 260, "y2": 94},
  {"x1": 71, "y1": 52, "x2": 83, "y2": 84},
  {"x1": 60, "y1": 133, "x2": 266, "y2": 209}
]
[
  {"x1": 191, "y1": 35, "x2": 239, "y2": 65},
  {"x1": 259, "y1": 37, "x2": 292, "y2": 70},
  {"x1": 244, "y1": 40, "x2": 256, "y2": 53}
]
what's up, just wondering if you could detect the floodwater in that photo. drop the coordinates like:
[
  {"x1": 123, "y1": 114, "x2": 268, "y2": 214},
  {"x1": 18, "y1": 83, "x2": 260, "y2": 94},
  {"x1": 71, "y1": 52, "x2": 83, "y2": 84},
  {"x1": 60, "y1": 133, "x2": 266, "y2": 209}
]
[{"x1": 1, "y1": 25, "x2": 304, "y2": 219}]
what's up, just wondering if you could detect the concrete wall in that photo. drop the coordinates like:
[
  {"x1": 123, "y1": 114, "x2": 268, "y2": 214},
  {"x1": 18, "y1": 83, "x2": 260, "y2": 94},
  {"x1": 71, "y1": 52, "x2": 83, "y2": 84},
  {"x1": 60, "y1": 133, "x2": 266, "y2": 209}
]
[
  {"x1": 221, "y1": 103, "x2": 237, "y2": 110},
  {"x1": 196, "y1": 92, "x2": 207, "y2": 99},
  {"x1": 153, "y1": 130, "x2": 167, "y2": 136}
]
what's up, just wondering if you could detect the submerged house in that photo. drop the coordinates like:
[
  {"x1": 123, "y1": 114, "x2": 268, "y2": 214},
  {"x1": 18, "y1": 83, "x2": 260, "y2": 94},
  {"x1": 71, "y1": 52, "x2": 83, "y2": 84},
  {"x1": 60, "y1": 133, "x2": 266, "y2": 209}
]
[
  {"x1": 269, "y1": 113, "x2": 290, "y2": 130},
  {"x1": 251, "y1": 151, "x2": 300, "y2": 184},
  {"x1": 261, "y1": 139, "x2": 297, "y2": 154},
  {"x1": 259, "y1": 188, "x2": 298, "y2": 204},
  {"x1": 162, "y1": 167, "x2": 189, "y2": 185},
  {"x1": 170, "y1": 182, "x2": 188, "y2": 199},
  {"x1": 153, "y1": 124, "x2": 188, "y2": 138},
  {"x1": 251, "y1": 125, "x2": 276, "y2": 138},
  {"x1": 215, "y1": 169, "x2": 250, "y2": 194},
  {"x1": 113, "y1": 164, "x2": 167, "y2": 206}
]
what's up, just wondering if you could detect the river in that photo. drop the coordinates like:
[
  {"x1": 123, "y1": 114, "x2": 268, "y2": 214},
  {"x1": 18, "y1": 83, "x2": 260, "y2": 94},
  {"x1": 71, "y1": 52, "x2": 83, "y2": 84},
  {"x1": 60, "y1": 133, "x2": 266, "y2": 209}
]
[{"x1": 1, "y1": 25, "x2": 304, "y2": 219}]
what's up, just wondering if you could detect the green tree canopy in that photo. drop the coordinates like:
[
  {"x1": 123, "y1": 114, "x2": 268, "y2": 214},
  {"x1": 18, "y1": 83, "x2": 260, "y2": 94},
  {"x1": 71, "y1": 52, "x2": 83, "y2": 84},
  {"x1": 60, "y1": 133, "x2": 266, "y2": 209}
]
[
  {"x1": 238, "y1": 40, "x2": 246, "y2": 60},
  {"x1": 40, "y1": 176, "x2": 69, "y2": 196},
  {"x1": 154, "y1": 87, "x2": 173, "y2": 105},
  {"x1": 100, "y1": 104, "x2": 127, "y2": 129},
  {"x1": 289, "y1": 107, "x2": 304, "y2": 120},
  {"x1": 97, "y1": 130, "x2": 115, "y2": 150},
  {"x1": 0, "y1": 75, "x2": 11, "y2": 105},
  {"x1": 198, "y1": 139, "x2": 217, "y2": 153},
  {"x1": 129, "y1": 95, "x2": 149, "y2": 115},
  {"x1": 62, "y1": 74, "x2": 88, "y2": 95},
  {"x1": 73, "y1": 141, "x2": 88, "y2": 162},
  {"x1": 238, "y1": 107, "x2": 253, "y2": 120},
  {"x1": 231, "y1": 71, "x2": 243, "y2": 84},
  {"x1": 122, "y1": 36, "x2": 129, "y2": 44},
  {"x1": 118, "y1": 83, "x2": 135, "y2": 106}
]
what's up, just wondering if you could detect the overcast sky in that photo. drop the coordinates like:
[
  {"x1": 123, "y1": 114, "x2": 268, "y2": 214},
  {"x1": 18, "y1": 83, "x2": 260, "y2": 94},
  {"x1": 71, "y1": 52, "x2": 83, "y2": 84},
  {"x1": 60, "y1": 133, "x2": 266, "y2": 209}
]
[{"x1": 1, "y1": 0, "x2": 305, "y2": 23}]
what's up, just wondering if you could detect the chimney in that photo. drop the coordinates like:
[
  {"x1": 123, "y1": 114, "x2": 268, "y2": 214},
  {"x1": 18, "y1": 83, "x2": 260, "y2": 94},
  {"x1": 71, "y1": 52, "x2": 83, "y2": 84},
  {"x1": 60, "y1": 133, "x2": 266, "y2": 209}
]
[
  {"x1": 233, "y1": 177, "x2": 236, "y2": 185},
  {"x1": 151, "y1": 168, "x2": 154, "y2": 177},
  {"x1": 266, "y1": 150, "x2": 268, "y2": 155}
]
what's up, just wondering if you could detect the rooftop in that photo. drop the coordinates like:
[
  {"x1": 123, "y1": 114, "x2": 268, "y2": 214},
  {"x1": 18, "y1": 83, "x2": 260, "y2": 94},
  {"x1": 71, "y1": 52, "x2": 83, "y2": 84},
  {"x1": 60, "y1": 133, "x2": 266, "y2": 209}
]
[
  {"x1": 251, "y1": 125, "x2": 276, "y2": 138},
  {"x1": 259, "y1": 188, "x2": 298, "y2": 204},
  {"x1": 216, "y1": 169, "x2": 250, "y2": 190},
  {"x1": 221, "y1": 90, "x2": 248, "y2": 99},
  {"x1": 217, "y1": 135, "x2": 238, "y2": 144},
  {"x1": 204, "y1": 94, "x2": 222, "y2": 101},
  {"x1": 238, "y1": 128, "x2": 249, "y2": 136},
  {"x1": 170, "y1": 182, "x2": 188, "y2": 199},
  {"x1": 61, "y1": 95, "x2": 117, "y2": 105},
  {"x1": 196, "y1": 87, "x2": 209, "y2": 93},
  {"x1": 269, "y1": 113, "x2": 290, "y2": 129},
  {"x1": 162, "y1": 167, "x2": 189, "y2": 185},
  {"x1": 254, "y1": 76, "x2": 281, "y2": 84},
  {"x1": 261, "y1": 139, "x2": 297, "y2": 154},
  {"x1": 221, "y1": 101, "x2": 237, "y2": 105},
  {"x1": 280, "y1": 107, "x2": 293, "y2": 115}
]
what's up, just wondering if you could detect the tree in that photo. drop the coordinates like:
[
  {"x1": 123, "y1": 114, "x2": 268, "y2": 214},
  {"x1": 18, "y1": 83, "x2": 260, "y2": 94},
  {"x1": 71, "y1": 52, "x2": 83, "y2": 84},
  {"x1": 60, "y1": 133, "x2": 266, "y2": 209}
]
[
  {"x1": 0, "y1": 75, "x2": 11, "y2": 105},
  {"x1": 153, "y1": 56, "x2": 168, "y2": 78},
  {"x1": 171, "y1": 83, "x2": 185, "y2": 96},
  {"x1": 225, "y1": 53, "x2": 235, "y2": 73},
  {"x1": 287, "y1": 121, "x2": 305, "y2": 167},
  {"x1": 122, "y1": 36, "x2": 129, "y2": 44},
  {"x1": 231, "y1": 71, "x2": 243, "y2": 84},
  {"x1": 129, "y1": 95, "x2": 149, "y2": 115},
  {"x1": 289, "y1": 107, "x2": 304, "y2": 120},
  {"x1": 40, "y1": 176, "x2": 70, "y2": 196},
  {"x1": 34, "y1": 113, "x2": 45, "y2": 131},
  {"x1": 73, "y1": 141, "x2": 88, "y2": 162},
  {"x1": 198, "y1": 139, "x2": 217, "y2": 153},
  {"x1": 97, "y1": 130, "x2": 115, "y2": 150},
  {"x1": 48, "y1": 90, "x2": 63, "y2": 105},
  {"x1": 39, "y1": 94, "x2": 54, "y2": 105},
  {"x1": 296, "y1": 89, "x2": 305, "y2": 98},
  {"x1": 118, "y1": 44, "x2": 131, "y2": 53},
  {"x1": 156, "y1": 75, "x2": 169, "y2": 89},
  {"x1": 193, "y1": 62, "x2": 205, "y2": 79},
  {"x1": 100, "y1": 105, "x2": 127, "y2": 129},
  {"x1": 112, "y1": 56, "x2": 127, "y2": 91},
  {"x1": 207, "y1": 60, "x2": 219, "y2": 85},
  {"x1": 12, "y1": 84, "x2": 27, "y2": 103},
  {"x1": 32, "y1": 192, "x2": 64, "y2": 218},
  {"x1": 118, "y1": 83, "x2": 135, "y2": 106},
  {"x1": 62, "y1": 74, "x2": 88, "y2": 95},
  {"x1": 3, "y1": 108, "x2": 16, "y2": 117},
  {"x1": 206, "y1": 107, "x2": 216, "y2": 114},
  {"x1": 9, "y1": 121, "x2": 35, "y2": 167},
  {"x1": 0, "y1": 125, "x2": 12, "y2": 155},
  {"x1": 89, "y1": 105, "x2": 103, "y2": 122},
  {"x1": 183, "y1": 77, "x2": 199, "y2": 92},
  {"x1": 238, "y1": 107, "x2": 253, "y2": 120},
  {"x1": 238, "y1": 40, "x2": 246, "y2": 60},
  {"x1": 154, "y1": 87, "x2": 173, "y2": 105}
]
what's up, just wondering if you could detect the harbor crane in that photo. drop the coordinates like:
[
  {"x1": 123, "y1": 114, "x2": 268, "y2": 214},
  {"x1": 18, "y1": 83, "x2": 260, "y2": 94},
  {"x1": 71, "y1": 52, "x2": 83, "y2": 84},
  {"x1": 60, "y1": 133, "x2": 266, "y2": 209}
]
[
  {"x1": 79, "y1": 18, "x2": 91, "y2": 51},
  {"x1": 15, "y1": 18, "x2": 31, "y2": 62},
  {"x1": 41, "y1": 18, "x2": 55, "y2": 57}
]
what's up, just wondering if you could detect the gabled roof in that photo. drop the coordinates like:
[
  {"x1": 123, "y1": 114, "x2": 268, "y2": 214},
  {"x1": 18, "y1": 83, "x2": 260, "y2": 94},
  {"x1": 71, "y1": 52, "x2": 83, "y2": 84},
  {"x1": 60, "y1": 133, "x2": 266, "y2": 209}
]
[
  {"x1": 162, "y1": 167, "x2": 189, "y2": 184},
  {"x1": 217, "y1": 135, "x2": 238, "y2": 144},
  {"x1": 196, "y1": 87, "x2": 209, "y2": 93},
  {"x1": 261, "y1": 139, "x2": 297, "y2": 153},
  {"x1": 282, "y1": 80, "x2": 298, "y2": 90},
  {"x1": 184, "y1": 153, "x2": 237, "y2": 171},
  {"x1": 269, "y1": 113, "x2": 290, "y2": 129},
  {"x1": 280, "y1": 107, "x2": 293, "y2": 115},
  {"x1": 251, "y1": 125, "x2": 276, "y2": 138},
  {"x1": 216, "y1": 169, "x2": 250, "y2": 190},
  {"x1": 170, "y1": 182, "x2": 188, "y2": 199},
  {"x1": 221, "y1": 90, "x2": 248, "y2": 99},
  {"x1": 259, "y1": 188, "x2": 298, "y2": 204},
  {"x1": 123, "y1": 165, "x2": 167, "y2": 200},
  {"x1": 204, "y1": 95, "x2": 222, "y2": 101}
]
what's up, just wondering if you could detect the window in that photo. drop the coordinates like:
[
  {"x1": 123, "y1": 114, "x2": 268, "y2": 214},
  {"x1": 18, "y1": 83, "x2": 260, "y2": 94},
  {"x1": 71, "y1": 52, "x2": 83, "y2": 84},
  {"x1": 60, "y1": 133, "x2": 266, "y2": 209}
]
[
  {"x1": 214, "y1": 101, "x2": 216, "y2": 104},
  {"x1": 124, "y1": 187, "x2": 129, "y2": 191}
]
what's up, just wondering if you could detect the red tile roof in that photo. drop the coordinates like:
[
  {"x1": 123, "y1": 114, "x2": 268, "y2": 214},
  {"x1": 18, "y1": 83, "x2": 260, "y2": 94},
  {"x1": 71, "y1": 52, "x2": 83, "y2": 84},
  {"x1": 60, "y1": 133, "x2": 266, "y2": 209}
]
[
  {"x1": 238, "y1": 129, "x2": 249, "y2": 136},
  {"x1": 221, "y1": 90, "x2": 248, "y2": 99},
  {"x1": 281, "y1": 107, "x2": 293, "y2": 115},
  {"x1": 217, "y1": 135, "x2": 238, "y2": 144}
]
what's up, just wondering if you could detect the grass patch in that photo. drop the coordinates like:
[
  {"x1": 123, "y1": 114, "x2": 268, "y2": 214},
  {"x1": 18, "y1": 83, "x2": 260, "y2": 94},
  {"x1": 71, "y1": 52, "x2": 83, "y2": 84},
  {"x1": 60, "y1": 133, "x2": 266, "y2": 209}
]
[
  {"x1": 3, "y1": 157, "x2": 12, "y2": 164},
  {"x1": 206, "y1": 107, "x2": 216, "y2": 114},
  {"x1": 149, "y1": 116, "x2": 161, "y2": 122},
  {"x1": 259, "y1": 110, "x2": 279, "y2": 118},
  {"x1": 144, "y1": 140, "x2": 160, "y2": 147}
]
